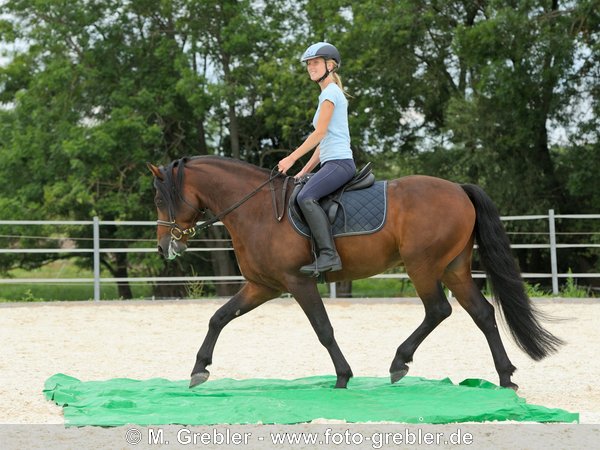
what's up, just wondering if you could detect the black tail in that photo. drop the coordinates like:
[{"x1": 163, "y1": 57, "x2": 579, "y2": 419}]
[{"x1": 461, "y1": 184, "x2": 563, "y2": 360}]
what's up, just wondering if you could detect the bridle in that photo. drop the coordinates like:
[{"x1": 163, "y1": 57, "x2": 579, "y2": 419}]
[
  {"x1": 156, "y1": 197, "x2": 205, "y2": 241},
  {"x1": 156, "y1": 160, "x2": 289, "y2": 241},
  {"x1": 155, "y1": 158, "x2": 206, "y2": 241}
]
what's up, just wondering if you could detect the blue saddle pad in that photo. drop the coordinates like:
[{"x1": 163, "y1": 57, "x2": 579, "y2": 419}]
[{"x1": 289, "y1": 181, "x2": 388, "y2": 238}]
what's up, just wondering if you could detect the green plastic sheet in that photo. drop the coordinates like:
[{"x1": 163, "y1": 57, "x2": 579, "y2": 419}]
[{"x1": 44, "y1": 374, "x2": 578, "y2": 427}]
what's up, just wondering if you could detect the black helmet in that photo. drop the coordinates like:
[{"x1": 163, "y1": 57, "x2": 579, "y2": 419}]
[{"x1": 300, "y1": 42, "x2": 341, "y2": 68}]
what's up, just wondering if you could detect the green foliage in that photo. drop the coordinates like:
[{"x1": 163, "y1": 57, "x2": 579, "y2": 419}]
[
  {"x1": 0, "y1": 0, "x2": 598, "y2": 297},
  {"x1": 561, "y1": 269, "x2": 590, "y2": 298},
  {"x1": 523, "y1": 282, "x2": 551, "y2": 298}
]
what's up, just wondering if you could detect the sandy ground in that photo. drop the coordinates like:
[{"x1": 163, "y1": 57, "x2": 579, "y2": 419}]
[{"x1": 0, "y1": 297, "x2": 599, "y2": 449}]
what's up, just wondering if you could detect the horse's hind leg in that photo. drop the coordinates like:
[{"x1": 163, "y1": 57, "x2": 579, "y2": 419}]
[
  {"x1": 190, "y1": 281, "x2": 280, "y2": 388},
  {"x1": 442, "y1": 269, "x2": 518, "y2": 390},
  {"x1": 288, "y1": 279, "x2": 353, "y2": 388},
  {"x1": 389, "y1": 274, "x2": 452, "y2": 383}
]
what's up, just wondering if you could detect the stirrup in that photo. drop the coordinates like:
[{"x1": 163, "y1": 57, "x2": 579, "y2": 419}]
[
  {"x1": 300, "y1": 257, "x2": 342, "y2": 276},
  {"x1": 300, "y1": 263, "x2": 320, "y2": 278}
]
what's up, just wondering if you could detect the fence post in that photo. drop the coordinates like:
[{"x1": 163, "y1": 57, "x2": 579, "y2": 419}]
[
  {"x1": 93, "y1": 216, "x2": 101, "y2": 301},
  {"x1": 548, "y1": 209, "x2": 559, "y2": 295},
  {"x1": 329, "y1": 282, "x2": 337, "y2": 299}
]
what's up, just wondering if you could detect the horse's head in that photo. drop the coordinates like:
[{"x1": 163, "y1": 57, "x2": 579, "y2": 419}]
[{"x1": 147, "y1": 160, "x2": 204, "y2": 260}]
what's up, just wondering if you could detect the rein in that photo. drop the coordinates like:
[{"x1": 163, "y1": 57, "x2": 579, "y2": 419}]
[{"x1": 157, "y1": 161, "x2": 289, "y2": 240}]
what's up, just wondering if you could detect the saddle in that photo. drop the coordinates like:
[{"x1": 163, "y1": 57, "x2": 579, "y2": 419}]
[
  {"x1": 289, "y1": 163, "x2": 387, "y2": 238},
  {"x1": 290, "y1": 163, "x2": 374, "y2": 224}
]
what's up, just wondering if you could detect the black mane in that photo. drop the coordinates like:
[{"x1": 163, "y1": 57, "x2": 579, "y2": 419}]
[{"x1": 154, "y1": 157, "x2": 190, "y2": 215}]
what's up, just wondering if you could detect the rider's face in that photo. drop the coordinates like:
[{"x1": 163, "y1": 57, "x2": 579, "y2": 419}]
[{"x1": 306, "y1": 58, "x2": 329, "y2": 82}]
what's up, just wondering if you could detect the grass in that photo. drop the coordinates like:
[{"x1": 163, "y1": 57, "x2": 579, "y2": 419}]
[
  {"x1": 0, "y1": 260, "x2": 152, "y2": 302},
  {"x1": 319, "y1": 277, "x2": 417, "y2": 298},
  {"x1": 475, "y1": 276, "x2": 592, "y2": 299},
  {"x1": 0, "y1": 261, "x2": 594, "y2": 302}
]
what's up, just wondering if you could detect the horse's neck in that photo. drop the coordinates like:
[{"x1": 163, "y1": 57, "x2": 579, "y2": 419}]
[{"x1": 190, "y1": 159, "x2": 271, "y2": 228}]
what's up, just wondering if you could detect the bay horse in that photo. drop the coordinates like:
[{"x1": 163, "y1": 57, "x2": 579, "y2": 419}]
[{"x1": 147, "y1": 156, "x2": 562, "y2": 390}]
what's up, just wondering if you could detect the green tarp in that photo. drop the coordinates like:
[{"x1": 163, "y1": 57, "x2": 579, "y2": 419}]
[{"x1": 44, "y1": 374, "x2": 578, "y2": 427}]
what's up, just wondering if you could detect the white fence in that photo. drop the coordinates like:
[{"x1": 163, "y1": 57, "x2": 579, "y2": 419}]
[{"x1": 0, "y1": 210, "x2": 599, "y2": 300}]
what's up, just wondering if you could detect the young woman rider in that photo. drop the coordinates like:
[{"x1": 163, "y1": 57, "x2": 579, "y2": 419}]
[{"x1": 278, "y1": 42, "x2": 354, "y2": 275}]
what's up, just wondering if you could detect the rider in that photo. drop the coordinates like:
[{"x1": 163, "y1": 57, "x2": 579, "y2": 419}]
[{"x1": 278, "y1": 42, "x2": 355, "y2": 275}]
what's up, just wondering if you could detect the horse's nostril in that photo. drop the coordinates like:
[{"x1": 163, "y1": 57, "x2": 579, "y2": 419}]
[{"x1": 157, "y1": 245, "x2": 164, "y2": 256}]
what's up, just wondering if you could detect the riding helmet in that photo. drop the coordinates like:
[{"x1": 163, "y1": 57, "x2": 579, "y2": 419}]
[{"x1": 300, "y1": 42, "x2": 341, "y2": 68}]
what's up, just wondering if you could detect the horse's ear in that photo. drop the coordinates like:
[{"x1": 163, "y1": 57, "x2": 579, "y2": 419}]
[{"x1": 146, "y1": 162, "x2": 164, "y2": 181}]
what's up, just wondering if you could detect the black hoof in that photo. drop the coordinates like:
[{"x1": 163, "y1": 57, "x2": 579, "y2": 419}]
[
  {"x1": 501, "y1": 381, "x2": 519, "y2": 391},
  {"x1": 334, "y1": 378, "x2": 349, "y2": 389},
  {"x1": 390, "y1": 367, "x2": 409, "y2": 384},
  {"x1": 189, "y1": 371, "x2": 210, "y2": 388}
]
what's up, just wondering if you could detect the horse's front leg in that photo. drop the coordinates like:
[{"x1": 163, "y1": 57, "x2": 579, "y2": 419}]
[
  {"x1": 288, "y1": 279, "x2": 353, "y2": 388},
  {"x1": 190, "y1": 282, "x2": 280, "y2": 388}
]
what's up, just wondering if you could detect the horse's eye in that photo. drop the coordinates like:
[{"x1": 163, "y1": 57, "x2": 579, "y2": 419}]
[{"x1": 155, "y1": 197, "x2": 164, "y2": 208}]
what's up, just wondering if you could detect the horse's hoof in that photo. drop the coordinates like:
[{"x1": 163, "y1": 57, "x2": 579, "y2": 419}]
[
  {"x1": 390, "y1": 367, "x2": 409, "y2": 384},
  {"x1": 189, "y1": 371, "x2": 210, "y2": 388},
  {"x1": 334, "y1": 377, "x2": 350, "y2": 389},
  {"x1": 502, "y1": 381, "x2": 519, "y2": 391}
]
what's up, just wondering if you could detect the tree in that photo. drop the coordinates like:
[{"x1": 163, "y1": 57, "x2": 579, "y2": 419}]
[
  {"x1": 1, "y1": 0, "x2": 598, "y2": 296},
  {"x1": 0, "y1": 0, "x2": 217, "y2": 297}
]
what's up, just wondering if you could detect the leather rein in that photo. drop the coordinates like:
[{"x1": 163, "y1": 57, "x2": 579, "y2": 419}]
[{"x1": 157, "y1": 162, "x2": 290, "y2": 241}]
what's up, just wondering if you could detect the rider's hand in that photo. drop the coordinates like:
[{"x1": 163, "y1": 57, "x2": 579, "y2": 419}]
[
  {"x1": 278, "y1": 156, "x2": 296, "y2": 174},
  {"x1": 294, "y1": 169, "x2": 307, "y2": 180}
]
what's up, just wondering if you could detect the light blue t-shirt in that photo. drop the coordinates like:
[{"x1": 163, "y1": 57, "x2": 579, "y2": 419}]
[{"x1": 312, "y1": 83, "x2": 352, "y2": 164}]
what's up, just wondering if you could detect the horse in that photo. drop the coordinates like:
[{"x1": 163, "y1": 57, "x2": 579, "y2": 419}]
[{"x1": 147, "y1": 155, "x2": 562, "y2": 390}]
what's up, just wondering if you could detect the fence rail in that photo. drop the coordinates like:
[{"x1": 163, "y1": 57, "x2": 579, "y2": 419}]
[{"x1": 0, "y1": 210, "x2": 598, "y2": 300}]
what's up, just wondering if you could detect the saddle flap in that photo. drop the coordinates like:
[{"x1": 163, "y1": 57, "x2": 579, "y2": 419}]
[
  {"x1": 344, "y1": 162, "x2": 373, "y2": 191},
  {"x1": 345, "y1": 172, "x2": 375, "y2": 192}
]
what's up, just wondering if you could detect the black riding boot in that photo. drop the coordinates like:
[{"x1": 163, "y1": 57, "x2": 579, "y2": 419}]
[{"x1": 299, "y1": 199, "x2": 342, "y2": 275}]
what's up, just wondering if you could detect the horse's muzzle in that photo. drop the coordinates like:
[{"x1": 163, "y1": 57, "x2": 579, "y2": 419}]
[{"x1": 158, "y1": 237, "x2": 187, "y2": 260}]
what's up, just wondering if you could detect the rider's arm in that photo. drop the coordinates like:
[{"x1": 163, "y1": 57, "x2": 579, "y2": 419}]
[
  {"x1": 296, "y1": 146, "x2": 321, "y2": 178},
  {"x1": 278, "y1": 100, "x2": 333, "y2": 173}
]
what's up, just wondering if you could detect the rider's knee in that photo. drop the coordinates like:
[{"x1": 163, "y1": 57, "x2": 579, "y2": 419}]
[{"x1": 297, "y1": 194, "x2": 318, "y2": 212}]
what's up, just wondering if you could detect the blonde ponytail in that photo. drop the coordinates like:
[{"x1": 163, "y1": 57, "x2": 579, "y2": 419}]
[
  {"x1": 332, "y1": 72, "x2": 346, "y2": 95},
  {"x1": 329, "y1": 61, "x2": 351, "y2": 98}
]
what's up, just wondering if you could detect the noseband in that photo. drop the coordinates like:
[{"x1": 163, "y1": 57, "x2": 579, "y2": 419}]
[
  {"x1": 155, "y1": 158, "x2": 288, "y2": 240},
  {"x1": 157, "y1": 218, "x2": 199, "y2": 241}
]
